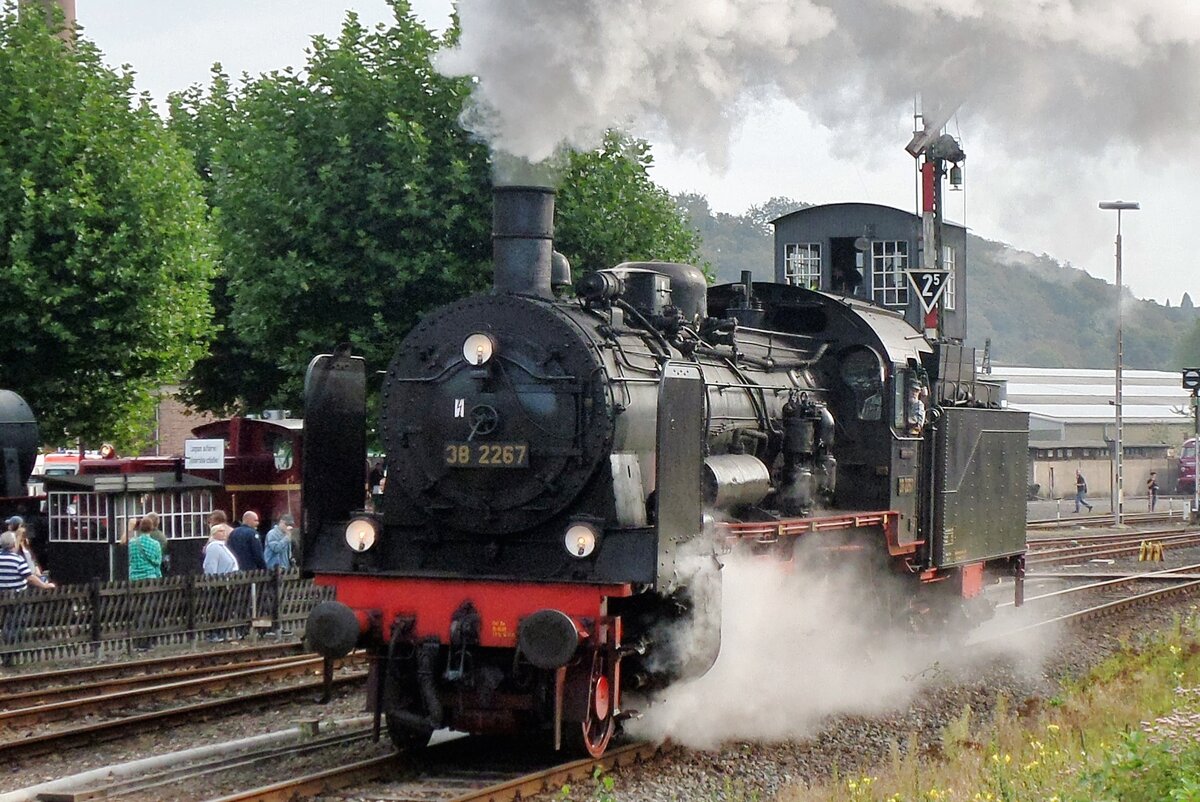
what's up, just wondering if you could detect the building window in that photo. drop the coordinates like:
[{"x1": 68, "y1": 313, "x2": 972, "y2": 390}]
[
  {"x1": 784, "y1": 243, "x2": 821, "y2": 289},
  {"x1": 942, "y1": 245, "x2": 956, "y2": 310},
  {"x1": 871, "y1": 241, "x2": 909, "y2": 306},
  {"x1": 47, "y1": 488, "x2": 214, "y2": 543}
]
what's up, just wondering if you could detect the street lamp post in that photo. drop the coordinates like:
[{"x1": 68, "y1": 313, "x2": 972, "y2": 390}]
[{"x1": 1099, "y1": 200, "x2": 1140, "y2": 526}]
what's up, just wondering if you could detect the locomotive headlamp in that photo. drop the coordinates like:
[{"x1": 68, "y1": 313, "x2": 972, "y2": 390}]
[
  {"x1": 344, "y1": 517, "x2": 379, "y2": 552},
  {"x1": 462, "y1": 333, "x2": 497, "y2": 366},
  {"x1": 564, "y1": 522, "x2": 599, "y2": 558}
]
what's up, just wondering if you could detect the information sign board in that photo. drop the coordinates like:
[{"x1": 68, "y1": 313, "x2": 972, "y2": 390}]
[{"x1": 184, "y1": 438, "x2": 225, "y2": 470}]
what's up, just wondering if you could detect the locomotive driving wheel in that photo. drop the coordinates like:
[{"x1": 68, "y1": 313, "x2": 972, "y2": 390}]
[
  {"x1": 381, "y1": 641, "x2": 435, "y2": 752},
  {"x1": 563, "y1": 652, "x2": 616, "y2": 758}
]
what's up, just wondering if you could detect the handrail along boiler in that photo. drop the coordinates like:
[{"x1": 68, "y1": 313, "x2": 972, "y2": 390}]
[{"x1": 301, "y1": 186, "x2": 1029, "y2": 757}]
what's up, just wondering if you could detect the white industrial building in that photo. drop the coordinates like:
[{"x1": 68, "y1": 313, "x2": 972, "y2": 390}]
[{"x1": 989, "y1": 366, "x2": 1196, "y2": 500}]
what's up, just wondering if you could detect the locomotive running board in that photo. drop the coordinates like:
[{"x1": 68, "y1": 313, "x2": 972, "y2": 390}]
[
  {"x1": 716, "y1": 511, "x2": 920, "y2": 555},
  {"x1": 717, "y1": 510, "x2": 897, "y2": 541}
]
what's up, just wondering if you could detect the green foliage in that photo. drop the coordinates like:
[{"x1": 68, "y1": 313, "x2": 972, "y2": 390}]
[
  {"x1": 676, "y1": 192, "x2": 805, "y2": 282},
  {"x1": 171, "y1": 6, "x2": 493, "y2": 412},
  {"x1": 556, "y1": 133, "x2": 702, "y2": 276},
  {"x1": 592, "y1": 766, "x2": 617, "y2": 802},
  {"x1": 966, "y1": 241, "x2": 1197, "y2": 370},
  {"x1": 171, "y1": 3, "x2": 699, "y2": 413},
  {"x1": 1071, "y1": 731, "x2": 1200, "y2": 802},
  {"x1": 1175, "y1": 319, "x2": 1200, "y2": 370},
  {"x1": 0, "y1": 8, "x2": 216, "y2": 447}
]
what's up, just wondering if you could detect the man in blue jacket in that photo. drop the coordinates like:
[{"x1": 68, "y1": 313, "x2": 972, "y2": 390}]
[
  {"x1": 228, "y1": 511, "x2": 266, "y2": 571},
  {"x1": 264, "y1": 514, "x2": 295, "y2": 571}
]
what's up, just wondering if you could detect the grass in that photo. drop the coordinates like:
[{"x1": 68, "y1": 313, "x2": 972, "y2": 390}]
[{"x1": 784, "y1": 608, "x2": 1200, "y2": 802}]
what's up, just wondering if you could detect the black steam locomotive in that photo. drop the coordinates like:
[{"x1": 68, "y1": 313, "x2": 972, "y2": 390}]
[
  {"x1": 0, "y1": 390, "x2": 41, "y2": 528},
  {"x1": 302, "y1": 186, "x2": 1028, "y2": 757}
]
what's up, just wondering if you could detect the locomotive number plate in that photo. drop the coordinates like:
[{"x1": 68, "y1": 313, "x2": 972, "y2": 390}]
[{"x1": 444, "y1": 442, "x2": 529, "y2": 468}]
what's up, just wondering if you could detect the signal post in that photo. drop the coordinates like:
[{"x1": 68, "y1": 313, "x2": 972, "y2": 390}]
[{"x1": 1186, "y1": 368, "x2": 1200, "y2": 523}]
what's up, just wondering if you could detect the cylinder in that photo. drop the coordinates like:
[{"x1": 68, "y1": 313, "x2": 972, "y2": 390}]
[
  {"x1": 703, "y1": 454, "x2": 772, "y2": 509},
  {"x1": 493, "y1": 186, "x2": 555, "y2": 299}
]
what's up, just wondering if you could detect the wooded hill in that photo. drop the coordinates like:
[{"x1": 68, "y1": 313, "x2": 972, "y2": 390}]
[{"x1": 677, "y1": 194, "x2": 1200, "y2": 371}]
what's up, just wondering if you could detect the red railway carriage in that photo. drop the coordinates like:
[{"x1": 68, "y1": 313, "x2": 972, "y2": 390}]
[
  {"x1": 42, "y1": 417, "x2": 303, "y2": 584},
  {"x1": 189, "y1": 417, "x2": 303, "y2": 524}
]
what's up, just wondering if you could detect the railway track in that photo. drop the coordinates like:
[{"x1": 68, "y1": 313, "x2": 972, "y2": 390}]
[
  {"x1": 205, "y1": 738, "x2": 664, "y2": 802},
  {"x1": 0, "y1": 660, "x2": 366, "y2": 761},
  {"x1": 1026, "y1": 529, "x2": 1188, "y2": 549},
  {"x1": 1027, "y1": 509, "x2": 1190, "y2": 530},
  {"x1": 9, "y1": 724, "x2": 664, "y2": 802},
  {"x1": 1025, "y1": 530, "x2": 1200, "y2": 565},
  {"x1": 1008, "y1": 577, "x2": 1200, "y2": 634},
  {"x1": 7, "y1": 726, "x2": 380, "y2": 802},
  {"x1": 1001, "y1": 561, "x2": 1200, "y2": 609},
  {"x1": 0, "y1": 655, "x2": 338, "y2": 728},
  {"x1": 11, "y1": 641, "x2": 306, "y2": 693}
]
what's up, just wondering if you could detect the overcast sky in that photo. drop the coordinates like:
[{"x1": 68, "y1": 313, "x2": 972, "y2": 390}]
[{"x1": 76, "y1": 1, "x2": 1198, "y2": 306}]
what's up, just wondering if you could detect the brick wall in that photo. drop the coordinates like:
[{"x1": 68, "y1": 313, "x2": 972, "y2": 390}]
[{"x1": 142, "y1": 387, "x2": 219, "y2": 457}]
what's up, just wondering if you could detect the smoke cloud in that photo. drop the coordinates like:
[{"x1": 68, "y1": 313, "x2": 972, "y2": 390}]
[
  {"x1": 626, "y1": 547, "x2": 1052, "y2": 749},
  {"x1": 436, "y1": 0, "x2": 1200, "y2": 165}
]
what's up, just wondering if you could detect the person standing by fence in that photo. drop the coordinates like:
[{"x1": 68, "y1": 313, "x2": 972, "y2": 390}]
[
  {"x1": 128, "y1": 518, "x2": 163, "y2": 581},
  {"x1": 0, "y1": 530, "x2": 53, "y2": 664},
  {"x1": 139, "y1": 512, "x2": 169, "y2": 574},
  {"x1": 263, "y1": 514, "x2": 295, "y2": 637},
  {"x1": 264, "y1": 514, "x2": 295, "y2": 571},
  {"x1": 228, "y1": 511, "x2": 266, "y2": 571},
  {"x1": 127, "y1": 518, "x2": 163, "y2": 651},
  {"x1": 13, "y1": 523, "x2": 47, "y2": 585},
  {"x1": 1146, "y1": 471, "x2": 1160, "y2": 512},
  {"x1": 202, "y1": 524, "x2": 239, "y2": 643}
]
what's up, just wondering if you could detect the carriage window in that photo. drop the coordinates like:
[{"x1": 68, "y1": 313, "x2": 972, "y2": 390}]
[
  {"x1": 47, "y1": 488, "x2": 213, "y2": 542},
  {"x1": 271, "y1": 434, "x2": 294, "y2": 471}
]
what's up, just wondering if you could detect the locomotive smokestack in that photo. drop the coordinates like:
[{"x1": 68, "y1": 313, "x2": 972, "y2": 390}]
[{"x1": 493, "y1": 185, "x2": 555, "y2": 298}]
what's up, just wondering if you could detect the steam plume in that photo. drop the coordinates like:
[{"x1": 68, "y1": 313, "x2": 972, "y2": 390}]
[
  {"x1": 437, "y1": 0, "x2": 1200, "y2": 164},
  {"x1": 627, "y1": 549, "x2": 1052, "y2": 749}
]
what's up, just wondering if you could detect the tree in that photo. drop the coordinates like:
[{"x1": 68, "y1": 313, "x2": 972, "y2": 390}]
[
  {"x1": 1176, "y1": 319, "x2": 1200, "y2": 370},
  {"x1": 555, "y1": 133, "x2": 702, "y2": 275},
  {"x1": 0, "y1": 10, "x2": 216, "y2": 447},
  {"x1": 172, "y1": 3, "x2": 699, "y2": 412},
  {"x1": 169, "y1": 71, "x2": 289, "y2": 415},
  {"x1": 745, "y1": 196, "x2": 807, "y2": 233},
  {"x1": 172, "y1": 8, "x2": 493, "y2": 412}
]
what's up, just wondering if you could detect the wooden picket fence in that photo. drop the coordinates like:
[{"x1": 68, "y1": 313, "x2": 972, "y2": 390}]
[{"x1": 0, "y1": 569, "x2": 331, "y2": 665}]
